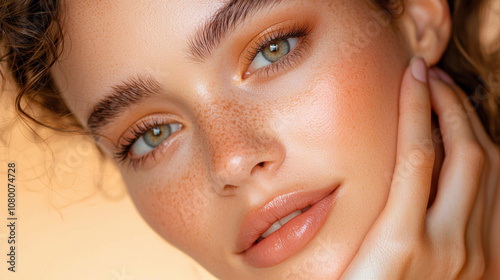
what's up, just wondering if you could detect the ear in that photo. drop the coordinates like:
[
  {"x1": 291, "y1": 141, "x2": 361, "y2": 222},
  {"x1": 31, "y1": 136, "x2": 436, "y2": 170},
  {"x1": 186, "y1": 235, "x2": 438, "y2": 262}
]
[{"x1": 400, "y1": 0, "x2": 452, "y2": 66}]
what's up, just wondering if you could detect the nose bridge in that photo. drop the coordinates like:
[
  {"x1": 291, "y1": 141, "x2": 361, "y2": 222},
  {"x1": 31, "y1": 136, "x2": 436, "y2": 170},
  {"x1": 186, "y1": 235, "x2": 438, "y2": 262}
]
[{"x1": 197, "y1": 98, "x2": 283, "y2": 189}]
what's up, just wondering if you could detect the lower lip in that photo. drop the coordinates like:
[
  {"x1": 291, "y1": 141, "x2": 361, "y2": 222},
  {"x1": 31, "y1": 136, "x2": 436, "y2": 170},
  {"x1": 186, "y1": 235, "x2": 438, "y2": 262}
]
[{"x1": 241, "y1": 189, "x2": 338, "y2": 268}]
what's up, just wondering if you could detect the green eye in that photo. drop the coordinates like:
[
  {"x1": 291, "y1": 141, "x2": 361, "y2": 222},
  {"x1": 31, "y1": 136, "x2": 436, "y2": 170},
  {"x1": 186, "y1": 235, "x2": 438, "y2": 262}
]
[
  {"x1": 262, "y1": 39, "x2": 291, "y2": 62},
  {"x1": 143, "y1": 125, "x2": 170, "y2": 147},
  {"x1": 247, "y1": 37, "x2": 298, "y2": 74},
  {"x1": 130, "y1": 123, "x2": 181, "y2": 157}
]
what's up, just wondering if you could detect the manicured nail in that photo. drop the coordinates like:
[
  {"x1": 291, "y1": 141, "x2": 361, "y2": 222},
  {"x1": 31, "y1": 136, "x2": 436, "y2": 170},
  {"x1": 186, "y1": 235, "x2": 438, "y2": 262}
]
[{"x1": 410, "y1": 56, "x2": 427, "y2": 84}]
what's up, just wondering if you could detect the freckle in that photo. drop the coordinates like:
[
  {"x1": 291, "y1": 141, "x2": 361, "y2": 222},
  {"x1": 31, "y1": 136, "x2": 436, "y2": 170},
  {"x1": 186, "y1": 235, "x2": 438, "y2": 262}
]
[{"x1": 142, "y1": 148, "x2": 210, "y2": 244}]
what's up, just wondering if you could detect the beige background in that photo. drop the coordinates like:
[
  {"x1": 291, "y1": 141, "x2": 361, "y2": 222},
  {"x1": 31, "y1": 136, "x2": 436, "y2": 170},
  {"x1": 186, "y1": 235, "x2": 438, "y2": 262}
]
[
  {"x1": 0, "y1": 79, "x2": 217, "y2": 280},
  {"x1": 0, "y1": 1, "x2": 498, "y2": 279}
]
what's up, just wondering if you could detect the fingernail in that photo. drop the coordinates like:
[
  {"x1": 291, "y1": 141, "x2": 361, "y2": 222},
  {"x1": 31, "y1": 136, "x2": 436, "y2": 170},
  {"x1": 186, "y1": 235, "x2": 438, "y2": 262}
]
[{"x1": 410, "y1": 56, "x2": 427, "y2": 84}]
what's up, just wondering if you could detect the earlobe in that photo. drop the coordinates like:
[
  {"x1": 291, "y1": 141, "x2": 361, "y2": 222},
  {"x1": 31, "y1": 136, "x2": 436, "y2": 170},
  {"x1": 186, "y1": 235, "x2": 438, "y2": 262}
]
[{"x1": 401, "y1": 0, "x2": 452, "y2": 65}]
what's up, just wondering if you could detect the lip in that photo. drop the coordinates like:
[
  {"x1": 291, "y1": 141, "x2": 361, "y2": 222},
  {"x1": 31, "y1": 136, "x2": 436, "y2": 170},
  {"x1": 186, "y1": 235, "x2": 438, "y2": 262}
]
[{"x1": 235, "y1": 184, "x2": 340, "y2": 268}]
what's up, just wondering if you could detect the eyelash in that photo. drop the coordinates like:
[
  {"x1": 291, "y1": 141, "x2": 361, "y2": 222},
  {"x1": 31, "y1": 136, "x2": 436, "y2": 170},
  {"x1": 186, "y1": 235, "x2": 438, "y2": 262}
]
[
  {"x1": 245, "y1": 23, "x2": 312, "y2": 78},
  {"x1": 114, "y1": 118, "x2": 171, "y2": 169}
]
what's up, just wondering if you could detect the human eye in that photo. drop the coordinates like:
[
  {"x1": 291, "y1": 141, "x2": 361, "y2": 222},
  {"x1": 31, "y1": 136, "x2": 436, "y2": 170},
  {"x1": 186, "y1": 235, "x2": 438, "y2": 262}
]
[
  {"x1": 114, "y1": 117, "x2": 182, "y2": 168},
  {"x1": 244, "y1": 23, "x2": 312, "y2": 78}
]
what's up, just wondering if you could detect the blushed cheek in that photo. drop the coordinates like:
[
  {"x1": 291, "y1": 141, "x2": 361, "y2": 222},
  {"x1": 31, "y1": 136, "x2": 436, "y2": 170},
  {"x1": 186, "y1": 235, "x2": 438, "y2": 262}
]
[
  {"x1": 276, "y1": 52, "x2": 402, "y2": 172},
  {"x1": 323, "y1": 30, "x2": 405, "y2": 166},
  {"x1": 275, "y1": 42, "x2": 405, "y2": 279},
  {"x1": 121, "y1": 146, "x2": 214, "y2": 255}
]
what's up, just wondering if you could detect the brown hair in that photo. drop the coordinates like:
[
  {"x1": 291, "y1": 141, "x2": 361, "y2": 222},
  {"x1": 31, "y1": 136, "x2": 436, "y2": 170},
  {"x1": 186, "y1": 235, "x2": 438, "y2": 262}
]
[
  {"x1": 0, "y1": 0, "x2": 78, "y2": 131},
  {"x1": 1, "y1": 0, "x2": 499, "y2": 142},
  {"x1": 438, "y1": 0, "x2": 500, "y2": 144}
]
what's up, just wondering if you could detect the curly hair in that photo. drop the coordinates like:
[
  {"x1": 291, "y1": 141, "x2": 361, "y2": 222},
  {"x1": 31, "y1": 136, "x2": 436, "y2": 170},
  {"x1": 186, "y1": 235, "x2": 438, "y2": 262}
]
[
  {"x1": 0, "y1": 0, "x2": 77, "y2": 131},
  {"x1": 1, "y1": 0, "x2": 499, "y2": 142}
]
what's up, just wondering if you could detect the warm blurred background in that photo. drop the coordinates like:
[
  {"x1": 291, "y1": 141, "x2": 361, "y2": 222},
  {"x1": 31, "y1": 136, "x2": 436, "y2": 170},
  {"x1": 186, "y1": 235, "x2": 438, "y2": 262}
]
[
  {"x1": 1, "y1": 1, "x2": 498, "y2": 279},
  {"x1": 0, "y1": 78, "x2": 217, "y2": 280}
]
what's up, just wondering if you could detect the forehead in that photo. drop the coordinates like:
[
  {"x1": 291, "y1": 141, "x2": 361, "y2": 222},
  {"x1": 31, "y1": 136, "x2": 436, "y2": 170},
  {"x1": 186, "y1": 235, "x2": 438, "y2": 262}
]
[
  {"x1": 59, "y1": 0, "x2": 223, "y2": 70},
  {"x1": 54, "y1": 0, "x2": 224, "y2": 120},
  {"x1": 53, "y1": 0, "x2": 361, "y2": 126},
  {"x1": 61, "y1": 0, "x2": 221, "y2": 50}
]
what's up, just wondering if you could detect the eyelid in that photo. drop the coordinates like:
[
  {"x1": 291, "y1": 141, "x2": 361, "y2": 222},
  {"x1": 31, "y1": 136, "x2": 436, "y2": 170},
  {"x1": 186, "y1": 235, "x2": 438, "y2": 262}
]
[
  {"x1": 114, "y1": 114, "x2": 183, "y2": 169},
  {"x1": 240, "y1": 21, "x2": 313, "y2": 79},
  {"x1": 130, "y1": 123, "x2": 182, "y2": 157}
]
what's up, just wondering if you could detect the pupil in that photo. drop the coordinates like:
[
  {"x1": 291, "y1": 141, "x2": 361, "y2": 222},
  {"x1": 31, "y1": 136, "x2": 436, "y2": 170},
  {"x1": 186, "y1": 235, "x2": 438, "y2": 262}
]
[
  {"x1": 152, "y1": 127, "x2": 161, "y2": 136},
  {"x1": 262, "y1": 39, "x2": 290, "y2": 63},
  {"x1": 269, "y1": 43, "x2": 279, "y2": 52},
  {"x1": 142, "y1": 124, "x2": 171, "y2": 148}
]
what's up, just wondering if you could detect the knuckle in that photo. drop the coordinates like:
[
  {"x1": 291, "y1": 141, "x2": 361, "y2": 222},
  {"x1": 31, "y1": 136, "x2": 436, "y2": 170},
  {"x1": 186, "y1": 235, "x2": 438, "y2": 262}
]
[
  {"x1": 456, "y1": 141, "x2": 485, "y2": 170},
  {"x1": 382, "y1": 227, "x2": 422, "y2": 257},
  {"x1": 404, "y1": 143, "x2": 435, "y2": 171},
  {"x1": 456, "y1": 141, "x2": 484, "y2": 158}
]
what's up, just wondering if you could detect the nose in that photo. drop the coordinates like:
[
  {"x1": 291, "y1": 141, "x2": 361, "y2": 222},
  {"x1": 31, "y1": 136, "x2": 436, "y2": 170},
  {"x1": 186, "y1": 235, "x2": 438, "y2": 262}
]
[
  {"x1": 211, "y1": 135, "x2": 285, "y2": 193},
  {"x1": 201, "y1": 106, "x2": 286, "y2": 195}
]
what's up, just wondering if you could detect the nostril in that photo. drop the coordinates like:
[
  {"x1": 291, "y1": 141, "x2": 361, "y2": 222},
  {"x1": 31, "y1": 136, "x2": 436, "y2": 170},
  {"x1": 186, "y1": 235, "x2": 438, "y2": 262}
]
[
  {"x1": 223, "y1": 184, "x2": 238, "y2": 193},
  {"x1": 252, "y1": 161, "x2": 277, "y2": 175}
]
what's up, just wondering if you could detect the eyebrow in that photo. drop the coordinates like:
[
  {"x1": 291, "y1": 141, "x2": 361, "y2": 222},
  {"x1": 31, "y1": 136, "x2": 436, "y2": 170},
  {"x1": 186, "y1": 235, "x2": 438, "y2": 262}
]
[
  {"x1": 87, "y1": 75, "x2": 162, "y2": 133},
  {"x1": 188, "y1": 0, "x2": 285, "y2": 61},
  {"x1": 87, "y1": 0, "x2": 285, "y2": 133}
]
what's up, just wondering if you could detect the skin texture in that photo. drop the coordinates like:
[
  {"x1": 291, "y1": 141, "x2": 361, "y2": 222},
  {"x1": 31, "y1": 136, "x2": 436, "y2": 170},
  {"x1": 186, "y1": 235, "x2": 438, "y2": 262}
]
[{"x1": 50, "y1": 0, "x2": 499, "y2": 278}]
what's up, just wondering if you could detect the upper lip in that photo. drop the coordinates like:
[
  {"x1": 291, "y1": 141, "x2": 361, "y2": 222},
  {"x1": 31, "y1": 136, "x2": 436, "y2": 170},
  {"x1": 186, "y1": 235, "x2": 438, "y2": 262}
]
[{"x1": 235, "y1": 185, "x2": 338, "y2": 254}]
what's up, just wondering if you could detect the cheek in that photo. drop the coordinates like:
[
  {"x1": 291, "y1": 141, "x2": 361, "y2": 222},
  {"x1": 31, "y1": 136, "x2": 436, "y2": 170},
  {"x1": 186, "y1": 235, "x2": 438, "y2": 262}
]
[
  {"x1": 277, "y1": 43, "x2": 404, "y2": 178},
  {"x1": 313, "y1": 20, "x2": 407, "y2": 182},
  {"x1": 273, "y1": 35, "x2": 406, "y2": 277},
  {"x1": 315, "y1": 56, "x2": 401, "y2": 206},
  {"x1": 121, "y1": 145, "x2": 213, "y2": 256}
]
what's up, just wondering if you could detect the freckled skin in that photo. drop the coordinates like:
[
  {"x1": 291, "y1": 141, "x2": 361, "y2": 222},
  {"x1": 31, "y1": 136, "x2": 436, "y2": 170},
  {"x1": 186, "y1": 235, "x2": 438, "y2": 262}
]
[{"x1": 52, "y1": 0, "x2": 413, "y2": 278}]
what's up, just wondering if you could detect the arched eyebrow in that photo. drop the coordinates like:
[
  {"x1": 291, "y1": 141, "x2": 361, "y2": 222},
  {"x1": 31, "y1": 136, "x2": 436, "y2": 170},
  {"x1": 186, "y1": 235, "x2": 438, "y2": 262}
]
[
  {"x1": 188, "y1": 0, "x2": 285, "y2": 62},
  {"x1": 87, "y1": 75, "x2": 162, "y2": 134},
  {"x1": 87, "y1": 0, "x2": 287, "y2": 134}
]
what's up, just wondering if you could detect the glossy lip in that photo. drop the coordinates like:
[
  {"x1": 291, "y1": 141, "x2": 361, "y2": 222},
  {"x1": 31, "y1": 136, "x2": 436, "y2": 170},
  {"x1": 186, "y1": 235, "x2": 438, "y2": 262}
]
[{"x1": 235, "y1": 184, "x2": 339, "y2": 267}]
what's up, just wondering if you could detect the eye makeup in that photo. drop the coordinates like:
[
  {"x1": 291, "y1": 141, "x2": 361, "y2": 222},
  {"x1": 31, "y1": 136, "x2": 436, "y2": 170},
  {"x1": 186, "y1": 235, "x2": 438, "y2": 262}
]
[
  {"x1": 243, "y1": 22, "x2": 313, "y2": 79},
  {"x1": 114, "y1": 115, "x2": 182, "y2": 170}
]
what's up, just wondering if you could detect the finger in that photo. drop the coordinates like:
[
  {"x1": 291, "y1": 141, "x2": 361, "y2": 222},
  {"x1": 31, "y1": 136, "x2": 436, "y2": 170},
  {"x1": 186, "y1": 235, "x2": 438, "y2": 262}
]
[
  {"x1": 340, "y1": 58, "x2": 435, "y2": 280},
  {"x1": 461, "y1": 166, "x2": 487, "y2": 279},
  {"x1": 459, "y1": 86, "x2": 500, "y2": 254},
  {"x1": 426, "y1": 71, "x2": 485, "y2": 232},
  {"x1": 432, "y1": 68, "x2": 495, "y2": 150},
  {"x1": 451, "y1": 74, "x2": 500, "y2": 248},
  {"x1": 382, "y1": 57, "x2": 434, "y2": 233},
  {"x1": 340, "y1": 57, "x2": 435, "y2": 279},
  {"x1": 431, "y1": 68, "x2": 489, "y2": 277}
]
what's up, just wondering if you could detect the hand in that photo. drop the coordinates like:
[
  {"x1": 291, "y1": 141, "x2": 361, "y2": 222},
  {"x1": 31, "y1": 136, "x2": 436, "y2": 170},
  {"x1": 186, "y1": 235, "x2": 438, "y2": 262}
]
[{"x1": 339, "y1": 57, "x2": 500, "y2": 279}]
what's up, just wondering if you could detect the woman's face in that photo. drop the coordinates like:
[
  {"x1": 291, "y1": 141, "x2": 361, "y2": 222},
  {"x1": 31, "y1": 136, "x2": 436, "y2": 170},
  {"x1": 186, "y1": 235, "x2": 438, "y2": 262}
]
[{"x1": 52, "y1": 0, "x2": 412, "y2": 278}]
